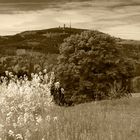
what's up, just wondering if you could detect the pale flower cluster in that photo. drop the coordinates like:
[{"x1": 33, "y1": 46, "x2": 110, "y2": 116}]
[{"x1": 0, "y1": 70, "x2": 58, "y2": 140}]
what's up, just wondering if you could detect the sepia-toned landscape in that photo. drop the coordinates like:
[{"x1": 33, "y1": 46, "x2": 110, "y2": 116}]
[{"x1": 0, "y1": 0, "x2": 140, "y2": 140}]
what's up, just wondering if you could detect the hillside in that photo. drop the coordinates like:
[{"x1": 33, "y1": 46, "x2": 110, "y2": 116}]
[
  {"x1": 0, "y1": 27, "x2": 140, "y2": 56},
  {"x1": 0, "y1": 27, "x2": 140, "y2": 76},
  {"x1": 0, "y1": 27, "x2": 86, "y2": 55}
]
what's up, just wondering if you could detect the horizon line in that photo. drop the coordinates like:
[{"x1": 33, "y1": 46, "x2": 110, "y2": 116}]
[{"x1": 0, "y1": 26, "x2": 139, "y2": 41}]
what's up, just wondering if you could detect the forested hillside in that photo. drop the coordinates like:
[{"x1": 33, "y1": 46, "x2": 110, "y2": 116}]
[{"x1": 0, "y1": 27, "x2": 140, "y2": 77}]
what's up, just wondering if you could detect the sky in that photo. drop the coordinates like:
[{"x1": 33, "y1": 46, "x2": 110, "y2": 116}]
[{"x1": 0, "y1": 0, "x2": 140, "y2": 40}]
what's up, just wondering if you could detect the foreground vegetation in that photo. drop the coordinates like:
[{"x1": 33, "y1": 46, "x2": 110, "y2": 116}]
[
  {"x1": 35, "y1": 97, "x2": 140, "y2": 140},
  {"x1": 0, "y1": 71, "x2": 140, "y2": 140},
  {"x1": 0, "y1": 71, "x2": 56, "y2": 140},
  {"x1": 0, "y1": 70, "x2": 139, "y2": 140}
]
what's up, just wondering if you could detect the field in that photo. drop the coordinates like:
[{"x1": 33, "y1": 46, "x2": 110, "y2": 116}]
[
  {"x1": 1, "y1": 92, "x2": 140, "y2": 139},
  {"x1": 48, "y1": 97, "x2": 140, "y2": 140}
]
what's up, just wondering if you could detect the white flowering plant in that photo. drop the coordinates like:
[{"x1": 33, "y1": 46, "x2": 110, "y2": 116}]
[{"x1": 0, "y1": 70, "x2": 58, "y2": 140}]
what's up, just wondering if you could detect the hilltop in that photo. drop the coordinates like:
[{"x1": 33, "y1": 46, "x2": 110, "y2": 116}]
[
  {"x1": 0, "y1": 27, "x2": 140, "y2": 56},
  {"x1": 0, "y1": 27, "x2": 86, "y2": 55}
]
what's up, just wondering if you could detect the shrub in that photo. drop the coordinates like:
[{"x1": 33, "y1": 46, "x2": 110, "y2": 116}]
[{"x1": 56, "y1": 31, "x2": 134, "y2": 103}]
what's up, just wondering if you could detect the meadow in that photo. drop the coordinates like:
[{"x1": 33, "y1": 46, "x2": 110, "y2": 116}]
[
  {"x1": 49, "y1": 97, "x2": 140, "y2": 140},
  {"x1": 0, "y1": 70, "x2": 140, "y2": 140}
]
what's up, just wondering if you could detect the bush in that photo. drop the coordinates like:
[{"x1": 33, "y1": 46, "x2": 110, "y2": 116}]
[{"x1": 56, "y1": 31, "x2": 134, "y2": 103}]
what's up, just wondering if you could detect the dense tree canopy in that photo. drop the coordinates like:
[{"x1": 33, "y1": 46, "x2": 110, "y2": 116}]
[{"x1": 56, "y1": 31, "x2": 134, "y2": 103}]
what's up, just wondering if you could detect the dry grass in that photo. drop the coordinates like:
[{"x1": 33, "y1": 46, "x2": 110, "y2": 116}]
[
  {"x1": 46, "y1": 97, "x2": 140, "y2": 140},
  {"x1": 132, "y1": 93, "x2": 140, "y2": 98}
]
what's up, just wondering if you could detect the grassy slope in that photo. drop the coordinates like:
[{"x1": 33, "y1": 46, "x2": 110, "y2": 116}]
[{"x1": 48, "y1": 97, "x2": 140, "y2": 140}]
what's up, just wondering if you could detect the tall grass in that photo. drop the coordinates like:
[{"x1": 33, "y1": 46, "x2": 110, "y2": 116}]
[{"x1": 46, "y1": 98, "x2": 140, "y2": 140}]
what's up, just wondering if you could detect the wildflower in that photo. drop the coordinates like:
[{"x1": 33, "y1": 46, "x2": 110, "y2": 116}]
[
  {"x1": 39, "y1": 71, "x2": 43, "y2": 75},
  {"x1": 5, "y1": 71, "x2": 9, "y2": 76},
  {"x1": 7, "y1": 111, "x2": 12, "y2": 117},
  {"x1": 44, "y1": 73, "x2": 48, "y2": 83},
  {"x1": 24, "y1": 74, "x2": 28, "y2": 81},
  {"x1": 36, "y1": 115, "x2": 43, "y2": 123},
  {"x1": 43, "y1": 69, "x2": 47, "y2": 74},
  {"x1": 8, "y1": 130, "x2": 14, "y2": 137},
  {"x1": 42, "y1": 137, "x2": 45, "y2": 140},
  {"x1": 14, "y1": 75, "x2": 18, "y2": 80},
  {"x1": 16, "y1": 134, "x2": 23, "y2": 140},
  {"x1": 54, "y1": 82, "x2": 60, "y2": 89},
  {"x1": 53, "y1": 116, "x2": 58, "y2": 121},
  {"x1": 45, "y1": 115, "x2": 51, "y2": 122},
  {"x1": 0, "y1": 76, "x2": 4, "y2": 81},
  {"x1": 31, "y1": 73, "x2": 35, "y2": 78},
  {"x1": 9, "y1": 72, "x2": 13, "y2": 77}
]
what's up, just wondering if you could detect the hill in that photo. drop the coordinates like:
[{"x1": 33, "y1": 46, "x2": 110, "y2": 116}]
[
  {"x1": 0, "y1": 27, "x2": 86, "y2": 55},
  {"x1": 0, "y1": 27, "x2": 140, "y2": 76},
  {"x1": 0, "y1": 27, "x2": 140, "y2": 56}
]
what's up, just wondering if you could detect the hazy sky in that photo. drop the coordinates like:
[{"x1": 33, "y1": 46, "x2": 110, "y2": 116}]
[{"x1": 0, "y1": 0, "x2": 140, "y2": 40}]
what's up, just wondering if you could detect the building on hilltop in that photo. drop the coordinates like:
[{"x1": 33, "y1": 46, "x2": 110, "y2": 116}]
[{"x1": 58, "y1": 22, "x2": 72, "y2": 32}]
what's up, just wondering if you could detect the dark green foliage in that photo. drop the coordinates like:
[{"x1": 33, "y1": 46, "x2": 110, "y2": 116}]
[
  {"x1": 0, "y1": 27, "x2": 85, "y2": 55},
  {"x1": 0, "y1": 27, "x2": 139, "y2": 102},
  {"x1": 0, "y1": 53, "x2": 58, "y2": 76},
  {"x1": 56, "y1": 31, "x2": 134, "y2": 103}
]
